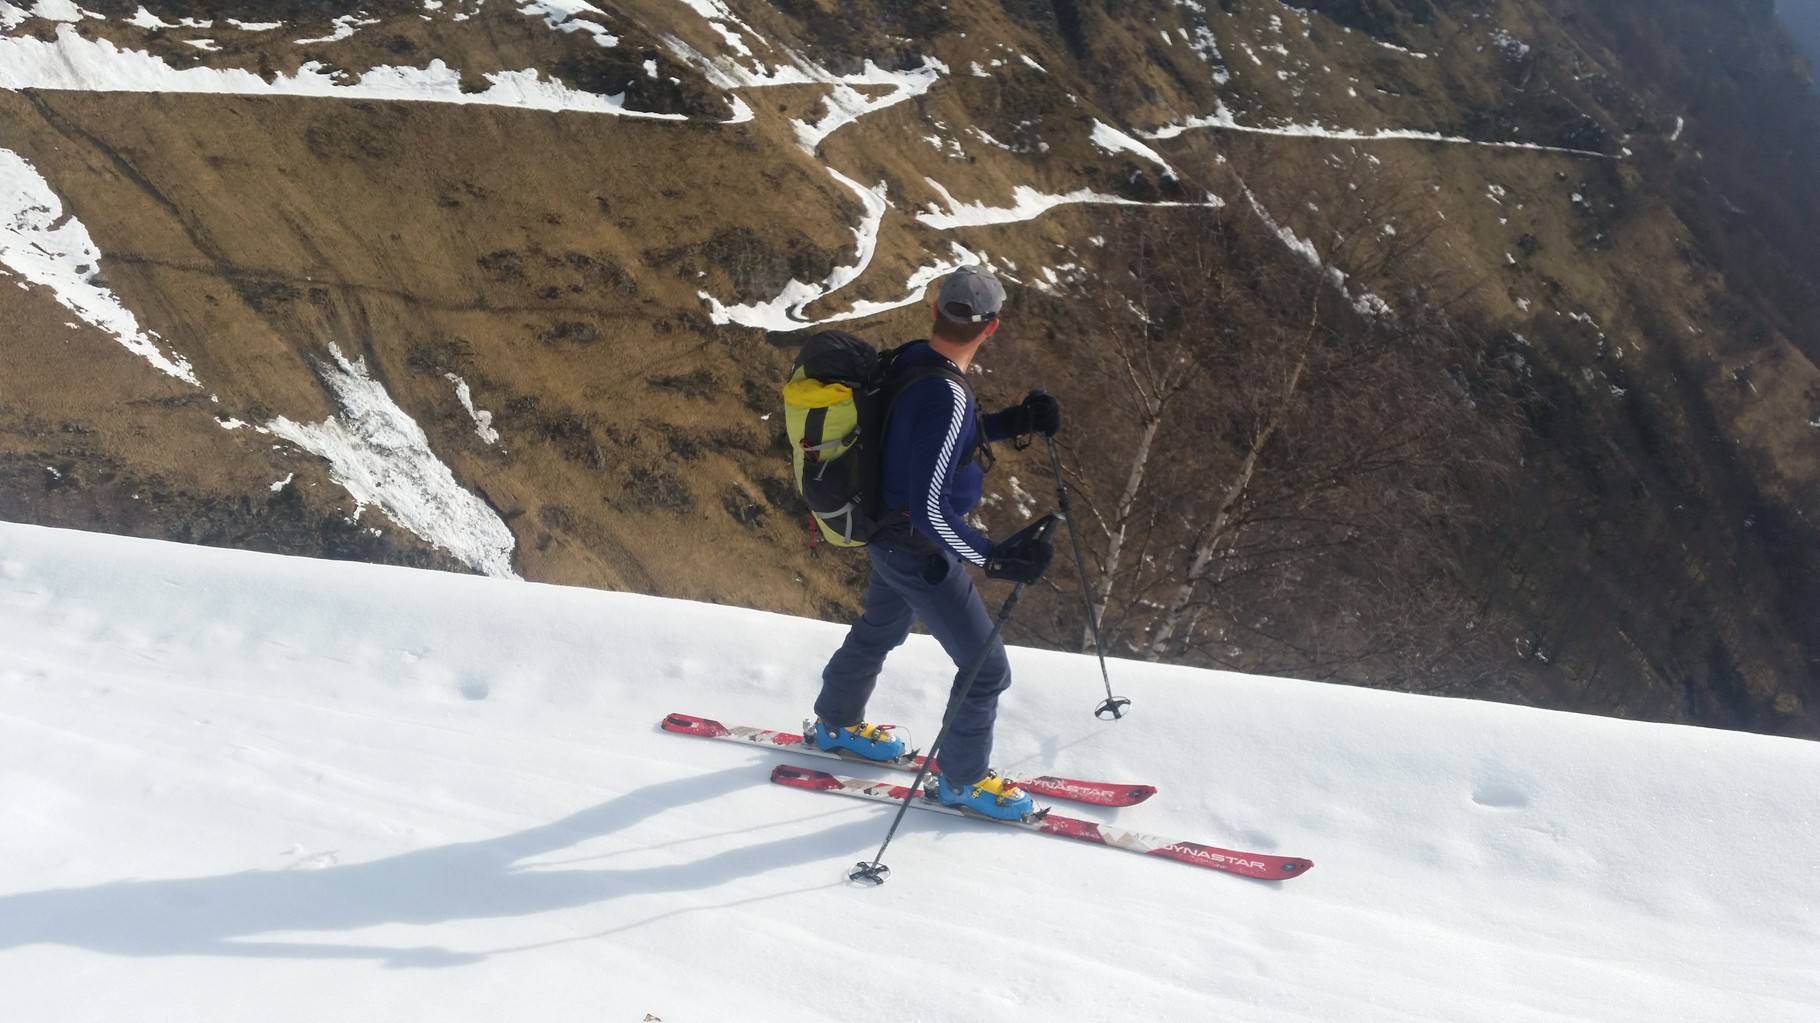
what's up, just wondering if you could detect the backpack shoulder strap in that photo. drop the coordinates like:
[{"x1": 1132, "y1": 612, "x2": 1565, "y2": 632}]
[
  {"x1": 877, "y1": 348, "x2": 993, "y2": 472},
  {"x1": 878, "y1": 343, "x2": 967, "y2": 403}
]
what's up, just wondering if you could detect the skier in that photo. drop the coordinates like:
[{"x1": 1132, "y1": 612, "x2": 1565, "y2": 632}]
[{"x1": 808, "y1": 265, "x2": 1061, "y2": 821}]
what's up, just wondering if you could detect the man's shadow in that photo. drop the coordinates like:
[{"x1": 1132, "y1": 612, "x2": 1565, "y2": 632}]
[{"x1": 0, "y1": 765, "x2": 879, "y2": 968}]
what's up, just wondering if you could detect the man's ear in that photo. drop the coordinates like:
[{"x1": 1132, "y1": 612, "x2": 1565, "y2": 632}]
[{"x1": 984, "y1": 318, "x2": 1002, "y2": 337}]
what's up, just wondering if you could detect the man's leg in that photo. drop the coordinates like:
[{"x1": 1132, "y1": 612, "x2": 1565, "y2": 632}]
[
  {"x1": 814, "y1": 545, "x2": 916, "y2": 727},
  {"x1": 881, "y1": 552, "x2": 1010, "y2": 785}
]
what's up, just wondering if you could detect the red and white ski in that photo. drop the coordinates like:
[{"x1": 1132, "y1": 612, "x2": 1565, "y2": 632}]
[
  {"x1": 770, "y1": 764, "x2": 1313, "y2": 880},
  {"x1": 661, "y1": 713, "x2": 1156, "y2": 808}
]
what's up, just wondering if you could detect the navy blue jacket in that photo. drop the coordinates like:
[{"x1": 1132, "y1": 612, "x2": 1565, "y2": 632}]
[{"x1": 879, "y1": 341, "x2": 1020, "y2": 564}]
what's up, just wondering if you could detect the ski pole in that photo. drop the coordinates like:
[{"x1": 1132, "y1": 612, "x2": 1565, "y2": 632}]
[
  {"x1": 1040, "y1": 425, "x2": 1131, "y2": 720},
  {"x1": 847, "y1": 516, "x2": 1058, "y2": 887}
]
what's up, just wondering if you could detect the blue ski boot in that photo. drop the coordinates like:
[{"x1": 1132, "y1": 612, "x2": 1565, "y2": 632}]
[
  {"x1": 809, "y1": 719, "x2": 907, "y2": 762},
  {"x1": 933, "y1": 771, "x2": 1035, "y2": 821}
]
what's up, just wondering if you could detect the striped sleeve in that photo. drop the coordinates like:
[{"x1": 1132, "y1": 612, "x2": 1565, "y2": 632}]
[{"x1": 902, "y1": 377, "x2": 994, "y2": 565}]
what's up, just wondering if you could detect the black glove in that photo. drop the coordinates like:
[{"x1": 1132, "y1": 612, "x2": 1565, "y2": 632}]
[
  {"x1": 998, "y1": 390, "x2": 1062, "y2": 438},
  {"x1": 984, "y1": 516, "x2": 1056, "y2": 584}
]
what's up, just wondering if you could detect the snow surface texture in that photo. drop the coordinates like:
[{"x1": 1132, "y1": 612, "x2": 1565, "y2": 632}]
[
  {"x1": 1, "y1": 520, "x2": 1816, "y2": 1021},
  {"x1": 0, "y1": 148, "x2": 198, "y2": 384}
]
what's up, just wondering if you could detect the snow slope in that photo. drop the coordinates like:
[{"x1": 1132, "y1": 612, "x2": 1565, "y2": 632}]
[{"x1": 1, "y1": 519, "x2": 1816, "y2": 1021}]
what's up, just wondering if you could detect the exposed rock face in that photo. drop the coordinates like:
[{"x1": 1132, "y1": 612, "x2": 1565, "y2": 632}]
[{"x1": 3, "y1": 0, "x2": 1818, "y2": 737}]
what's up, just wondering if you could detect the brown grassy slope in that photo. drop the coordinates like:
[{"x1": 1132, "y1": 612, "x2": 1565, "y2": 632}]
[
  {"x1": 3, "y1": 0, "x2": 1819, "y2": 735},
  {"x1": 0, "y1": 74, "x2": 864, "y2": 604},
  {"x1": 1065, "y1": 1, "x2": 1820, "y2": 735}
]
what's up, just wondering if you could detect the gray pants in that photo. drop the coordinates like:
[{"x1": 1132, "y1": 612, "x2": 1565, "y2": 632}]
[{"x1": 815, "y1": 542, "x2": 1011, "y2": 785}]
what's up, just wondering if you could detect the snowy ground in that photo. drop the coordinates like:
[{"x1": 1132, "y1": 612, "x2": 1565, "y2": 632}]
[{"x1": 2, "y1": 521, "x2": 1817, "y2": 1020}]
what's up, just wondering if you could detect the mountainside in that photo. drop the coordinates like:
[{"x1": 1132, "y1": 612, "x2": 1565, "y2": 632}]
[{"x1": 5, "y1": 0, "x2": 1820, "y2": 739}]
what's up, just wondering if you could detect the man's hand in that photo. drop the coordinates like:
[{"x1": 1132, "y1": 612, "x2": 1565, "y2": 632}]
[
  {"x1": 998, "y1": 391, "x2": 1062, "y2": 438},
  {"x1": 985, "y1": 516, "x2": 1056, "y2": 584}
]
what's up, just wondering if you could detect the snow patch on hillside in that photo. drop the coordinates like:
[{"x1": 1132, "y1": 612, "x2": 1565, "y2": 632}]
[
  {"x1": 265, "y1": 345, "x2": 517, "y2": 579},
  {"x1": 0, "y1": 148, "x2": 199, "y2": 385},
  {"x1": 916, "y1": 179, "x2": 1222, "y2": 230},
  {"x1": 446, "y1": 374, "x2": 499, "y2": 445},
  {"x1": 20, "y1": 0, "x2": 99, "y2": 23},
  {"x1": 658, "y1": 35, "x2": 945, "y2": 140},
  {"x1": 0, "y1": 25, "x2": 684, "y2": 118},
  {"x1": 294, "y1": 13, "x2": 378, "y2": 45},
  {"x1": 1242, "y1": 185, "x2": 1394, "y2": 319},
  {"x1": 790, "y1": 59, "x2": 946, "y2": 153},
  {"x1": 805, "y1": 170, "x2": 889, "y2": 299},
  {"x1": 1146, "y1": 100, "x2": 1610, "y2": 157},
  {"x1": 705, "y1": 242, "x2": 983, "y2": 331},
  {"x1": 659, "y1": 34, "x2": 806, "y2": 89},
  {"x1": 1090, "y1": 119, "x2": 1179, "y2": 179},
  {"x1": 520, "y1": 0, "x2": 617, "y2": 47},
  {"x1": 697, "y1": 170, "x2": 891, "y2": 331},
  {"x1": 675, "y1": 0, "x2": 763, "y2": 56}
]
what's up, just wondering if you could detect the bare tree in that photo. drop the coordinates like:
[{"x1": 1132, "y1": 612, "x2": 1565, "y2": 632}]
[
  {"x1": 1061, "y1": 151, "x2": 1521, "y2": 688},
  {"x1": 1067, "y1": 216, "x2": 1215, "y2": 652}
]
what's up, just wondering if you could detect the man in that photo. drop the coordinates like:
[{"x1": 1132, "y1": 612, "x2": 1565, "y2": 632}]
[{"x1": 808, "y1": 265, "x2": 1061, "y2": 821}]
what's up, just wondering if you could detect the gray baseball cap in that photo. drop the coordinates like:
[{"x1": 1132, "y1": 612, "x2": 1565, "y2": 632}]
[{"x1": 936, "y1": 265, "x2": 1006, "y2": 323}]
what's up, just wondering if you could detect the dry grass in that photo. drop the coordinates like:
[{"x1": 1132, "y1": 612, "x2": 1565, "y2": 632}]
[{"x1": 4, "y1": 1, "x2": 1819, "y2": 736}]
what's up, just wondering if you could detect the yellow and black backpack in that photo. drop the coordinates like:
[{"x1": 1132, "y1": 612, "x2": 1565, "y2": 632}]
[{"x1": 782, "y1": 331, "x2": 957, "y2": 547}]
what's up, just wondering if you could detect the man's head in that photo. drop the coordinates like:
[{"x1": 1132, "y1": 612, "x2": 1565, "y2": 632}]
[{"x1": 930, "y1": 265, "x2": 1006, "y2": 344}]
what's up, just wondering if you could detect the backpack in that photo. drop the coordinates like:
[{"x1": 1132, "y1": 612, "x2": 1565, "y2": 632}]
[{"x1": 782, "y1": 331, "x2": 960, "y2": 547}]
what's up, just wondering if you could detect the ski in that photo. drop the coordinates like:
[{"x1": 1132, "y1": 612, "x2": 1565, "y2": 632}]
[
  {"x1": 769, "y1": 764, "x2": 1312, "y2": 881},
  {"x1": 661, "y1": 713, "x2": 1156, "y2": 808}
]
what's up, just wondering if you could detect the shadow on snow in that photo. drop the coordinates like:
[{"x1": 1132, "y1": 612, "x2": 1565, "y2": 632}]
[{"x1": 0, "y1": 766, "x2": 882, "y2": 968}]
